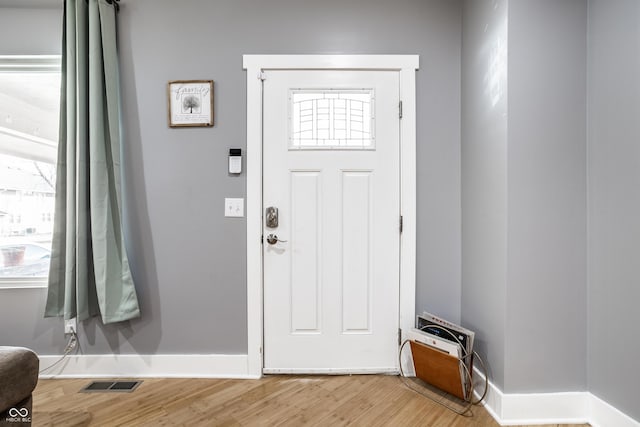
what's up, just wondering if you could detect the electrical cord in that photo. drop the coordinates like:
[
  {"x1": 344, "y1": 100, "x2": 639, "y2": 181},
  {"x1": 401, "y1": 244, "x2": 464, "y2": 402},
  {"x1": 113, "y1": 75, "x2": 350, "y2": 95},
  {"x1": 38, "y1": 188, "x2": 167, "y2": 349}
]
[{"x1": 39, "y1": 328, "x2": 79, "y2": 375}]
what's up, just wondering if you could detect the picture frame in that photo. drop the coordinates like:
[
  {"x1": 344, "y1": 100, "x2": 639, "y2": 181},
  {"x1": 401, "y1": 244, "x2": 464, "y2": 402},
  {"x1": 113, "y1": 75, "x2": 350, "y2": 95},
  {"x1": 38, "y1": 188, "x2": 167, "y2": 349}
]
[{"x1": 167, "y1": 80, "x2": 214, "y2": 127}]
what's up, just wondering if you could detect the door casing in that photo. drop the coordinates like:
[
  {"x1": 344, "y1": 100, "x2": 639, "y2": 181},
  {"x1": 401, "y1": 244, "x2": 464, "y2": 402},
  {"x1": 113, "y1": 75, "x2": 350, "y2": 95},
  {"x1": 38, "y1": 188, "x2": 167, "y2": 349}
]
[{"x1": 243, "y1": 55, "x2": 419, "y2": 377}]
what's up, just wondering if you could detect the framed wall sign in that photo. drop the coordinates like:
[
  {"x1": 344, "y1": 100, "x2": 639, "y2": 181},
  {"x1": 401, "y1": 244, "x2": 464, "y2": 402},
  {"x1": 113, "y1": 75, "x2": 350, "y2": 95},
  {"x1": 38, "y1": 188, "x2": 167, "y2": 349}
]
[{"x1": 167, "y1": 80, "x2": 214, "y2": 127}]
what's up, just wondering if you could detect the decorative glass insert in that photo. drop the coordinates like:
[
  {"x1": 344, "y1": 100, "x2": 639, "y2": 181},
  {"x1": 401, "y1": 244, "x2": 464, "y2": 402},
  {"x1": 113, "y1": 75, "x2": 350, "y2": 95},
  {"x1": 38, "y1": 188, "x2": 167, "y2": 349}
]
[{"x1": 290, "y1": 89, "x2": 374, "y2": 149}]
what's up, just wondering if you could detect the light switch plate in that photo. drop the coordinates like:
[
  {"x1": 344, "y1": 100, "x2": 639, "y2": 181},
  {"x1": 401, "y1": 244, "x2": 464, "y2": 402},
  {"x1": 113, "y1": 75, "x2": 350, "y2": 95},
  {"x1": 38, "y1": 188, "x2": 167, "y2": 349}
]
[{"x1": 225, "y1": 198, "x2": 244, "y2": 217}]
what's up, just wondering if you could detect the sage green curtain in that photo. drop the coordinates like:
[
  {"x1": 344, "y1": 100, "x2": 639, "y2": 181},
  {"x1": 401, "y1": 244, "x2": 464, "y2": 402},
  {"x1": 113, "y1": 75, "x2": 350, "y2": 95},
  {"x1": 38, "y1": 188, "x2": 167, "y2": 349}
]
[{"x1": 45, "y1": 0, "x2": 140, "y2": 324}]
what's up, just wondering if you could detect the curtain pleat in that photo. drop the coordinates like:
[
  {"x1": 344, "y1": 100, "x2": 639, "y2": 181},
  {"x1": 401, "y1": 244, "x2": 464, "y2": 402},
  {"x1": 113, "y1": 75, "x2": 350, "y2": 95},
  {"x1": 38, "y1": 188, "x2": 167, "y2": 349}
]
[{"x1": 45, "y1": 0, "x2": 140, "y2": 324}]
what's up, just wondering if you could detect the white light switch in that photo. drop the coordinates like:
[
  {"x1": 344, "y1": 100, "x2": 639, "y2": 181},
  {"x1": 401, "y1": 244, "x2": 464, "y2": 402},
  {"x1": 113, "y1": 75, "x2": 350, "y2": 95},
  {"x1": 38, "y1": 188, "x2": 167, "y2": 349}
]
[{"x1": 225, "y1": 198, "x2": 244, "y2": 217}]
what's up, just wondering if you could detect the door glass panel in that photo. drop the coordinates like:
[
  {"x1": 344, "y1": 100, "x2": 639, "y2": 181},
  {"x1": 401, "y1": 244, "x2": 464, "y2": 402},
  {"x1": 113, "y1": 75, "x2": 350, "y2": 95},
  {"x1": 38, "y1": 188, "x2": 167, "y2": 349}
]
[{"x1": 290, "y1": 89, "x2": 374, "y2": 149}]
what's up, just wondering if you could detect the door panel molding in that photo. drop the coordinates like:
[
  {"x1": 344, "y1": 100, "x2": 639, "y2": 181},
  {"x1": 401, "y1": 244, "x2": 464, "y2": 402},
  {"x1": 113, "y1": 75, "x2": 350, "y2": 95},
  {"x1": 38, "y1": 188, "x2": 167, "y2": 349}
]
[
  {"x1": 341, "y1": 170, "x2": 373, "y2": 334},
  {"x1": 289, "y1": 170, "x2": 322, "y2": 334},
  {"x1": 243, "y1": 55, "x2": 419, "y2": 377}
]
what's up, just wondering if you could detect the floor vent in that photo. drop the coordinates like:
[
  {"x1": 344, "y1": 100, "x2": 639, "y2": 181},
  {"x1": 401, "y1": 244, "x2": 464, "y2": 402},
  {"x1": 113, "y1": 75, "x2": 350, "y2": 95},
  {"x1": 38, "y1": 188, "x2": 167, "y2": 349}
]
[{"x1": 80, "y1": 381, "x2": 142, "y2": 393}]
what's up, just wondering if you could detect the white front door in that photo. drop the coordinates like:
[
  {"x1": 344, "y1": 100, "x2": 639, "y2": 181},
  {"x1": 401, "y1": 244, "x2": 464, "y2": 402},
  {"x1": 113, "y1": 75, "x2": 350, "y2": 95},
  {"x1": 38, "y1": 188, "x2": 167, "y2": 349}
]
[{"x1": 262, "y1": 69, "x2": 401, "y2": 373}]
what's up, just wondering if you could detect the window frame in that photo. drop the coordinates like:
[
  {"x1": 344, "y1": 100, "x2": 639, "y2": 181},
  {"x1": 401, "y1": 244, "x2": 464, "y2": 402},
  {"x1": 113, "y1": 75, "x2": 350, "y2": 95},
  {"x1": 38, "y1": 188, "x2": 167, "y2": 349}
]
[{"x1": 0, "y1": 55, "x2": 61, "y2": 290}]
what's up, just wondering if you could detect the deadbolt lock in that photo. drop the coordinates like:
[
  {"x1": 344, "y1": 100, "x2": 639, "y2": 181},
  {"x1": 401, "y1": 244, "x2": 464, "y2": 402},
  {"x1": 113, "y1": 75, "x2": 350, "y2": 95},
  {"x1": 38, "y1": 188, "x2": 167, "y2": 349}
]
[{"x1": 266, "y1": 206, "x2": 278, "y2": 228}]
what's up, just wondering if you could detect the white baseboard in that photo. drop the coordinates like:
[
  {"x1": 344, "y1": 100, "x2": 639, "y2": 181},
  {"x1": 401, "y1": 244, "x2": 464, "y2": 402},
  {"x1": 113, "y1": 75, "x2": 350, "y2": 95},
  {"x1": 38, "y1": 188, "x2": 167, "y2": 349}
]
[
  {"x1": 475, "y1": 369, "x2": 639, "y2": 426},
  {"x1": 589, "y1": 393, "x2": 640, "y2": 427},
  {"x1": 38, "y1": 354, "x2": 258, "y2": 379}
]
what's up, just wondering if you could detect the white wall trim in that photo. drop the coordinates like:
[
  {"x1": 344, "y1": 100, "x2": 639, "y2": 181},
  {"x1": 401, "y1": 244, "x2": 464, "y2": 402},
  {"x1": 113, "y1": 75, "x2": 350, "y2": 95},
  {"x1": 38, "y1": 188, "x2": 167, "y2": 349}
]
[
  {"x1": 0, "y1": 55, "x2": 61, "y2": 72},
  {"x1": 475, "y1": 369, "x2": 639, "y2": 426},
  {"x1": 0, "y1": 278, "x2": 47, "y2": 290},
  {"x1": 242, "y1": 54, "x2": 419, "y2": 71},
  {"x1": 243, "y1": 54, "x2": 419, "y2": 377},
  {"x1": 589, "y1": 393, "x2": 640, "y2": 427},
  {"x1": 38, "y1": 354, "x2": 256, "y2": 379},
  {"x1": 398, "y1": 66, "x2": 417, "y2": 334}
]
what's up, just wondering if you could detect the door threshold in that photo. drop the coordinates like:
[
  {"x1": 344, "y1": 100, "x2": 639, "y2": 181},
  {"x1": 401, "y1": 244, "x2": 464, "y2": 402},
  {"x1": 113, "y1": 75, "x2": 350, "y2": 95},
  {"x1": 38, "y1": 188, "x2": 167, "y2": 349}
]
[{"x1": 263, "y1": 367, "x2": 399, "y2": 375}]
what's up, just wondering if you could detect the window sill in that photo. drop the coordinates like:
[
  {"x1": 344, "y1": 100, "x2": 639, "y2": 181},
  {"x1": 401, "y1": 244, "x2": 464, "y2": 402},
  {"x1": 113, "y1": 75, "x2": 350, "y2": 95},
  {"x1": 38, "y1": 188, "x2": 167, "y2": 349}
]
[{"x1": 0, "y1": 278, "x2": 48, "y2": 290}]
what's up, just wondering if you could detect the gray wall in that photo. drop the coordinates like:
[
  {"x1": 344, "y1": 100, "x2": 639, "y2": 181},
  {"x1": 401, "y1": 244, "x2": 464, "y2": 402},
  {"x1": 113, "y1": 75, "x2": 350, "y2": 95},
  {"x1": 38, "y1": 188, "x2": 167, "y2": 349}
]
[
  {"x1": 0, "y1": 6, "x2": 61, "y2": 55},
  {"x1": 461, "y1": 0, "x2": 508, "y2": 389},
  {"x1": 2, "y1": 1, "x2": 639, "y2": 420},
  {"x1": 0, "y1": 0, "x2": 463, "y2": 355},
  {"x1": 462, "y1": 0, "x2": 587, "y2": 393},
  {"x1": 505, "y1": 0, "x2": 587, "y2": 393},
  {"x1": 587, "y1": 0, "x2": 640, "y2": 420}
]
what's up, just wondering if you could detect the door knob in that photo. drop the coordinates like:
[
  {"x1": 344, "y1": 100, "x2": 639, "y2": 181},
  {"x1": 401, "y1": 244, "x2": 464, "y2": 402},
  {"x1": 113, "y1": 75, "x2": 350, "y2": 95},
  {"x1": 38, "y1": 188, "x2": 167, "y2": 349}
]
[{"x1": 266, "y1": 234, "x2": 287, "y2": 245}]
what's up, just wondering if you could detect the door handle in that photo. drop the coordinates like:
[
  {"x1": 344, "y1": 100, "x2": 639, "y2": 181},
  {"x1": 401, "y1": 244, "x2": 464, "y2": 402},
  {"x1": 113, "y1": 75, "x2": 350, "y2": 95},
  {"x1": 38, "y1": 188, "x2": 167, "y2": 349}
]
[{"x1": 266, "y1": 234, "x2": 287, "y2": 245}]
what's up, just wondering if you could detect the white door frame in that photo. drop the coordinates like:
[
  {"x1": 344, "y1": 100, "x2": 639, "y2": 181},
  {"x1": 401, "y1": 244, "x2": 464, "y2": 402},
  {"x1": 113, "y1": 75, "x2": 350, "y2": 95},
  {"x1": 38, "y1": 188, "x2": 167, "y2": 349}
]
[{"x1": 243, "y1": 55, "x2": 419, "y2": 377}]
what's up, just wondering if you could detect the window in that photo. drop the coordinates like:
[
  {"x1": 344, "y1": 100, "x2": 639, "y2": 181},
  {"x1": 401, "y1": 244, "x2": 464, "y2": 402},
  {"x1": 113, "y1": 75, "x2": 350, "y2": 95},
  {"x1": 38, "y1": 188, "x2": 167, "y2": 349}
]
[
  {"x1": 290, "y1": 89, "x2": 375, "y2": 149},
  {"x1": 0, "y1": 56, "x2": 61, "y2": 284}
]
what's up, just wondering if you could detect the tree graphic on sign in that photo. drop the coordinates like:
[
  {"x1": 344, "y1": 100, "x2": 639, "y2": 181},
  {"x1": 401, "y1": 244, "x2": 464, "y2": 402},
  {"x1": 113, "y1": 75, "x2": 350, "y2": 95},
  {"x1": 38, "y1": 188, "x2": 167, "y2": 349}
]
[{"x1": 182, "y1": 95, "x2": 200, "y2": 113}]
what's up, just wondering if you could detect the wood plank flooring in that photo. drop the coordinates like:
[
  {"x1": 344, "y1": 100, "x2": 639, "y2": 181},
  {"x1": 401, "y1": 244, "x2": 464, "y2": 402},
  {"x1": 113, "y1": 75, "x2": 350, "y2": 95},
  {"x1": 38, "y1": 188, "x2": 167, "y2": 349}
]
[{"x1": 32, "y1": 376, "x2": 590, "y2": 426}]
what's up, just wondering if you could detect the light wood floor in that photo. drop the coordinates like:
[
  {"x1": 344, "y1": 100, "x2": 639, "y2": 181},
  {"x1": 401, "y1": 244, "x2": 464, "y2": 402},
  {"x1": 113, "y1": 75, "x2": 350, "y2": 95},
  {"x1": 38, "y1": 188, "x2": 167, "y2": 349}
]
[{"x1": 32, "y1": 376, "x2": 590, "y2": 426}]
